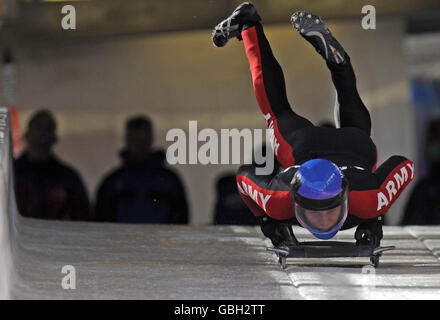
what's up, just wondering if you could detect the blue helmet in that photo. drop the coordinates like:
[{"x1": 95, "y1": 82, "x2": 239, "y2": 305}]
[{"x1": 291, "y1": 159, "x2": 349, "y2": 240}]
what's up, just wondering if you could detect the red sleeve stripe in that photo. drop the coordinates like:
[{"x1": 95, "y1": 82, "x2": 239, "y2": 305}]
[
  {"x1": 236, "y1": 174, "x2": 294, "y2": 220},
  {"x1": 349, "y1": 160, "x2": 414, "y2": 219},
  {"x1": 237, "y1": 191, "x2": 266, "y2": 217}
]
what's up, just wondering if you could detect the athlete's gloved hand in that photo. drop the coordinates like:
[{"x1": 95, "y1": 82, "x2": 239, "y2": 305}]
[
  {"x1": 355, "y1": 215, "x2": 384, "y2": 247},
  {"x1": 259, "y1": 215, "x2": 298, "y2": 247}
]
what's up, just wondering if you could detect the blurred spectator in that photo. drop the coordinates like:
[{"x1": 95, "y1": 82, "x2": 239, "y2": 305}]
[
  {"x1": 14, "y1": 110, "x2": 92, "y2": 220},
  {"x1": 401, "y1": 118, "x2": 440, "y2": 225},
  {"x1": 95, "y1": 115, "x2": 189, "y2": 224},
  {"x1": 213, "y1": 144, "x2": 280, "y2": 225},
  {"x1": 213, "y1": 173, "x2": 257, "y2": 225}
]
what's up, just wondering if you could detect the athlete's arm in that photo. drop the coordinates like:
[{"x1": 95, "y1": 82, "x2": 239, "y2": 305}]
[
  {"x1": 348, "y1": 156, "x2": 414, "y2": 219},
  {"x1": 236, "y1": 165, "x2": 295, "y2": 220}
]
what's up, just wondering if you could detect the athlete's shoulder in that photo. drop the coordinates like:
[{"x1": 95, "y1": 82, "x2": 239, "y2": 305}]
[
  {"x1": 277, "y1": 165, "x2": 299, "y2": 187},
  {"x1": 341, "y1": 165, "x2": 374, "y2": 190}
]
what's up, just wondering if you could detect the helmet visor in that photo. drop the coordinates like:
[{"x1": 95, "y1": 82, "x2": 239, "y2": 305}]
[{"x1": 294, "y1": 196, "x2": 348, "y2": 238}]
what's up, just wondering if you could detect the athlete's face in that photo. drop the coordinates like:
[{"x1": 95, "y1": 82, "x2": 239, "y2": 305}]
[{"x1": 302, "y1": 206, "x2": 343, "y2": 231}]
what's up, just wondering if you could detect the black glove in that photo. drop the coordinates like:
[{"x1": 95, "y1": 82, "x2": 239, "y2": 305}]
[
  {"x1": 259, "y1": 215, "x2": 298, "y2": 247},
  {"x1": 355, "y1": 215, "x2": 384, "y2": 247}
]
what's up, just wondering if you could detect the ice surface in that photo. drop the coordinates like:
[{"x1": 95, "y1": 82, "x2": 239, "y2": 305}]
[
  {"x1": 6, "y1": 221, "x2": 440, "y2": 300},
  {"x1": 1, "y1": 108, "x2": 440, "y2": 300}
]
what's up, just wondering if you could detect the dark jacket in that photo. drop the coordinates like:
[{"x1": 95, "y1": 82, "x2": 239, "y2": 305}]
[
  {"x1": 95, "y1": 149, "x2": 189, "y2": 224},
  {"x1": 213, "y1": 173, "x2": 258, "y2": 225},
  {"x1": 14, "y1": 152, "x2": 92, "y2": 220}
]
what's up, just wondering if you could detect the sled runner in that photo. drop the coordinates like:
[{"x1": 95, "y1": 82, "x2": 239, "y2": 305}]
[{"x1": 267, "y1": 241, "x2": 395, "y2": 269}]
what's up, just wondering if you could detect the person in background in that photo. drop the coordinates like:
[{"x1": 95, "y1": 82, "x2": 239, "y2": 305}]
[
  {"x1": 95, "y1": 115, "x2": 189, "y2": 224},
  {"x1": 401, "y1": 118, "x2": 440, "y2": 225},
  {"x1": 213, "y1": 173, "x2": 258, "y2": 225},
  {"x1": 14, "y1": 109, "x2": 92, "y2": 220}
]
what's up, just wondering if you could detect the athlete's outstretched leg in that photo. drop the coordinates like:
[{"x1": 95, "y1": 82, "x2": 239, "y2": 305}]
[
  {"x1": 291, "y1": 11, "x2": 371, "y2": 136},
  {"x1": 328, "y1": 59, "x2": 371, "y2": 135},
  {"x1": 212, "y1": 3, "x2": 314, "y2": 168},
  {"x1": 242, "y1": 22, "x2": 315, "y2": 167}
]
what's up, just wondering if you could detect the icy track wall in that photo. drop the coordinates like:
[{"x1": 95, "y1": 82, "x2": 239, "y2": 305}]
[
  {"x1": 0, "y1": 107, "x2": 11, "y2": 298},
  {"x1": 0, "y1": 107, "x2": 16, "y2": 299}
]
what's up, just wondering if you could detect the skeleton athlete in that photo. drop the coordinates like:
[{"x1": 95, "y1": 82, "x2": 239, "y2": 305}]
[{"x1": 211, "y1": 3, "x2": 414, "y2": 247}]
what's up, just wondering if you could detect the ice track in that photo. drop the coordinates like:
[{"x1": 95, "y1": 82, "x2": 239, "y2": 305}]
[{"x1": 1, "y1": 108, "x2": 440, "y2": 300}]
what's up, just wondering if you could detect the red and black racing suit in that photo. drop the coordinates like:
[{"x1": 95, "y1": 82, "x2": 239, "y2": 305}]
[{"x1": 236, "y1": 23, "x2": 414, "y2": 229}]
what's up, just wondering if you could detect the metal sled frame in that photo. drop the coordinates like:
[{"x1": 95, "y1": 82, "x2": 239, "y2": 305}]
[{"x1": 267, "y1": 241, "x2": 395, "y2": 269}]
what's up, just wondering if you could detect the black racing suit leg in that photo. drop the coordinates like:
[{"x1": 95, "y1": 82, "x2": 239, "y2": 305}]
[
  {"x1": 328, "y1": 56, "x2": 372, "y2": 136},
  {"x1": 328, "y1": 57, "x2": 384, "y2": 244}
]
